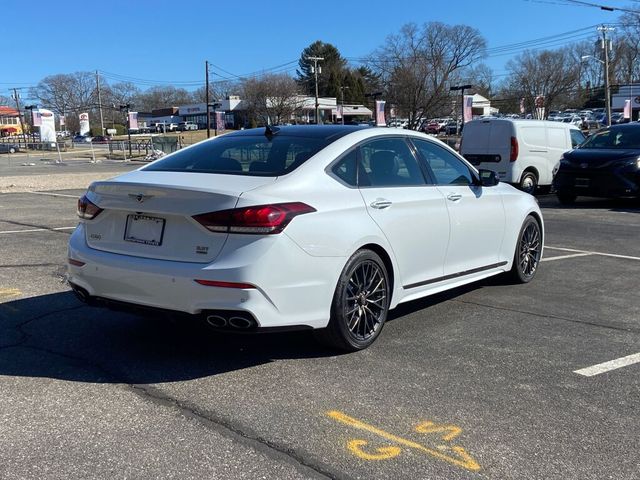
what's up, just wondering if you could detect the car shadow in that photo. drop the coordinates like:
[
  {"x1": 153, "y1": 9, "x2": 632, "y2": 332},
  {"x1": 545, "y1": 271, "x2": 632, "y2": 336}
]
[
  {"x1": 0, "y1": 291, "x2": 335, "y2": 385},
  {"x1": 537, "y1": 195, "x2": 640, "y2": 213},
  {"x1": 0, "y1": 277, "x2": 503, "y2": 386}
]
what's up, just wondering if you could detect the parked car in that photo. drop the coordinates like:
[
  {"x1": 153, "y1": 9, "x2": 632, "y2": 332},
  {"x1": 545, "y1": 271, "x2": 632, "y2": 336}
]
[
  {"x1": 424, "y1": 121, "x2": 440, "y2": 134},
  {"x1": 443, "y1": 120, "x2": 461, "y2": 135},
  {"x1": 68, "y1": 126, "x2": 543, "y2": 351},
  {"x1": 91, "y1": 135, "x2": 110, "y2": 144},
  {"x1": 460, "y1": 118, "x2": 586, "y2": 194},
  {"x1": 73, "y1": 135, "x2": 92, "y2": 143},
  {"x1": 178, "y1": 122, "x2": 198, "y2": 131},
  {"x1": 0, "y1": 144, "x2": 19, "y2": 154},
  {"x1": 553, "y1": 123, "x2": 640, "y2": 203}
]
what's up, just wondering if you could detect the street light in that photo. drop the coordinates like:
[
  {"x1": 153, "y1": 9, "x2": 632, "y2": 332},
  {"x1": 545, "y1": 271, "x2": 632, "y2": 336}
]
[
  {"x1": 581, "y1": 54, "x2": 612, "y2": 126},
  {"x1": 24, "y1": 105, "x2": 37, "y2": 144},
  {"x1": 119, "y1": 104, "x2": 132, "y2": 156},
  {"x1": 364, "y1": 92, "x2": 383, "y2": 124}
]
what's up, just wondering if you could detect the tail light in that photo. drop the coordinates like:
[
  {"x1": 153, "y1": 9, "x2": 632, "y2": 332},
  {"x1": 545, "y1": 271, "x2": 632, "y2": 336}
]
[
  {"x1": 193, "y1": 202, "x2": 316, "y2": 234},
  {"x1": 510, "y1": 136, "x2": 519, "y2": 162},
  {"x1": 77, "y1": 194, "x2": 103, "y2": 219}
]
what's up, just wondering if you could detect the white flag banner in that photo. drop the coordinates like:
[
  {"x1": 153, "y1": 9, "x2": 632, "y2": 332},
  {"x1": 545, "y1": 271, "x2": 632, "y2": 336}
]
[
  {"x1": 375, "y1": 100, "x2": 386, "y2": 126},
  {"x1": 624, "y1": 99, "x2": 631, "y2": 119},
  {"x1": 79, "y1": 113, "x2": 90, "y2": 136},
  {"x1": 128, "y1": 112, "x2": 138, "y2": 130},
  {"x1": 463, "y1": 95, "x2": 474, "y2": 123},
  {"x1": 38, "y1": 109, "x2": 56, "y2": 143}
]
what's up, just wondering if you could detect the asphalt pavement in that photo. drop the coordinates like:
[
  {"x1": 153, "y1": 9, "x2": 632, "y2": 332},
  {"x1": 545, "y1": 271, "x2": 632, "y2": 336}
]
[{"x1": 0, "y1": 188, "x2": 639, "y2": 479}]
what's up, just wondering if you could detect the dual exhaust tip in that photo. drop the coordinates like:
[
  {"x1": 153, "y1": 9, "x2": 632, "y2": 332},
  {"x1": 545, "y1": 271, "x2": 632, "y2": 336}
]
[
  {"x1": 206, "y1": 313, "x2": 257, "y2": 330},
  {"x1": 70, "y1": 282, "x2": 257, "y2": 330}
]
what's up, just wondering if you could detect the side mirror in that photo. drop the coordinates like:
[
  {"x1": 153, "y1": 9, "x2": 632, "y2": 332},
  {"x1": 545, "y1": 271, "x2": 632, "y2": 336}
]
[{"x1": 478, "y1": 169, "x2": 499, "y2": 187}]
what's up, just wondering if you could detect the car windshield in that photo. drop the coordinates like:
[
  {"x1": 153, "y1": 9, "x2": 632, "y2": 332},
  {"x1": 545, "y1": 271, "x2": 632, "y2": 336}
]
[
  {"x1": 143, "y1": 133, "x2": 330, "y2": 176},
  {"x1": 579, "y1": 127, "x2": 640, "y2": 149}
]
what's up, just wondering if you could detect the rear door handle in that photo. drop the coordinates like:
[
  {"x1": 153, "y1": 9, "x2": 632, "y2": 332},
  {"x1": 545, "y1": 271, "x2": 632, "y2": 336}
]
[
  {"x1": 447, "y1": 193, "x2": 463, "y2": 202},
  {"x1": 370, "y1": 199, "x2": 392, "y2": 209}
]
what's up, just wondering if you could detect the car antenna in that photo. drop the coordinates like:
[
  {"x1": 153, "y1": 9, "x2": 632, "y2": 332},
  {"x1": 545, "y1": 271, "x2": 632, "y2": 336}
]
[{"x1": 265, "y1": 125, "x2": 280, "y2": 138}]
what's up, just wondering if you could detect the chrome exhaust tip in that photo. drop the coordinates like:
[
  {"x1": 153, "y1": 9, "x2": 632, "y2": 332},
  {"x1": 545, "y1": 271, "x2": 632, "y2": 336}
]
[
  {"x1": 228, "y1": 316, "x2": 254, "y2": 329},
  {"x1": 206, "y1": 315, "x2": 228, "y2": 328},
  {"x1": 70, "y1": 284, "x2": 90, "y2": 303}
]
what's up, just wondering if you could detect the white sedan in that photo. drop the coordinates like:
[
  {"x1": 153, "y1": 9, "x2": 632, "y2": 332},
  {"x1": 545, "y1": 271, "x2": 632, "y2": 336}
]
[{"x1": 68, "y1": 126, "x2": 543, "y2": 351}]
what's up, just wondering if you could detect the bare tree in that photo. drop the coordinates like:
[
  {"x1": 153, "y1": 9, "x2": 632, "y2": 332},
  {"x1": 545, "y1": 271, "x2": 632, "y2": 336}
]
[
  {"x1": 368, "y1": 22, "x2": 486, "y2": 129},
  {"x1": 192, "y1": 80, "x2": 239, "y2": 104},
  {"x1": 242, "y1": 74, "x2": 303, "y2": 125},
  {"x1": 504, "y1": 48, "x2": 580, "y2": 115},
  {"x1": 134, "y1": 86, "x2": 195, "y2": 112}
]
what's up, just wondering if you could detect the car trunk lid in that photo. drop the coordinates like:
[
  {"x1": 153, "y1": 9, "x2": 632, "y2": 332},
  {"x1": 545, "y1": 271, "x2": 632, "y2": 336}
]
[{"x1": 83, "y1": 171, "x2": 275, "y2": 263}]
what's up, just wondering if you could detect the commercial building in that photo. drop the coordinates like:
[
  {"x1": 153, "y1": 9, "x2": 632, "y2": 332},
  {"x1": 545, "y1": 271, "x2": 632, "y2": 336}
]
[{"x1": 0, "y1": 106, "x2": 23, "y2": 136}]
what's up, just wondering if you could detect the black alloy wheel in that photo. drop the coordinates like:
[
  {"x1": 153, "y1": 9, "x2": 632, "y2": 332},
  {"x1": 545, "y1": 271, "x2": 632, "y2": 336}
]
[
  {"x1": 315, "y1": 249, "x2": 390, "y2": 351},
  {"x1": 510, "y1": 216, "x2": 542, "y2": 283}
]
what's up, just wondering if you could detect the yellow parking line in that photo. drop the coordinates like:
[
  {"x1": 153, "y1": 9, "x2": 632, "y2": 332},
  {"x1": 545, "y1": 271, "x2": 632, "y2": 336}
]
[{"x1": 0, "y1": 288, "x2": 21, "y2": 300}]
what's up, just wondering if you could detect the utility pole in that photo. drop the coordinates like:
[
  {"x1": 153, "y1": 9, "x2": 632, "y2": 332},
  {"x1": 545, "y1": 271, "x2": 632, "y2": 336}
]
[
  {"x1": 205, "y1": 61, "x2": 211, "y2": 138},
  {"x1": 96, "y1": 70, "x2": 105, "y2": 135},
  {"x1": 307, "y1": 56, "x2": 324, "y2": 124},
  {"x1": 598, "y1": 25, "x2": 615, "y2": 127},
  {"x1": 340, "y1": 86, "x2": 349, "y2": 125},
  {"x1": 11, "y1": 88, "x2": 27, "y2": 148}
]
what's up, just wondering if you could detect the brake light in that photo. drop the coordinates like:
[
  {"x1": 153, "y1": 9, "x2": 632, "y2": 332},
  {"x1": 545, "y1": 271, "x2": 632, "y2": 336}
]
[
  {"x1": 193, "y1": 202, "x2": 316, "y2": 234},
  {"x1": 77, "y1": 194, "x2": 103, "y2": 219},
  {"x1": 510, "y1": 136, "x2": 519, "y2": 162}
]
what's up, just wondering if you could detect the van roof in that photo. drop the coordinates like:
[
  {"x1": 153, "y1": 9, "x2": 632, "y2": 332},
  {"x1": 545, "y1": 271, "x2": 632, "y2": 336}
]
[{"x1": 468, "y1": 118, "x2": 579, "y2": 130}]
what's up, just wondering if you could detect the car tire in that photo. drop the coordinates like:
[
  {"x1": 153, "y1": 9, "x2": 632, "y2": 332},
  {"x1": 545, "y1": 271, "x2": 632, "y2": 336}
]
[
  {"x1": 314, "y1": 249, "x2": 390, "y2": 352},
  {"x1": 557, "y1": 192, "x2": 576, "y2": 205},
  {"x1": 509, "y1": 216, "x2": 542, "y2": 284},
  {"x1": 8, "y1": 147, "x2": 16, "y2": 154},
  {"x1": 519, "y1": 172, "x2": 538, "y2": 195}
]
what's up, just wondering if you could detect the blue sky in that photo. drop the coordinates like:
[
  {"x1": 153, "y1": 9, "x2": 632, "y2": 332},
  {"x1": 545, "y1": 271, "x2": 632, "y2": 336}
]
[{"x1": 1, "y1": 0, "x2": 634, "y2": 93}]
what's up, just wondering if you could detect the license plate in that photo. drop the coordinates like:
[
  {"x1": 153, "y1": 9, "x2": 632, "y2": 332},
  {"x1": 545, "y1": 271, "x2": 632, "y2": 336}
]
[
  {"x1": 575, "y1": 178, "x2": 590, "y2": 188},
  {"x1": 124, "y1": 214, "x2": 165, "y2": 246}
]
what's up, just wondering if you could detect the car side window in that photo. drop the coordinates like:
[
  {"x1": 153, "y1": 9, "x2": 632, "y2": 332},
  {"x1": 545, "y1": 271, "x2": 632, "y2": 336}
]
[
  {"x1": 413, "y1": 139, "x2": 474, "y2": 186},
  {"x1": 331, "y1": 149, "x2": 358, "y2": 186},
  {"x1": 570, "y1": 129, "x2": 585, "y2": 148},
  {"x1": 359, "y1": 138, "x2": 426, "y2": 187}
]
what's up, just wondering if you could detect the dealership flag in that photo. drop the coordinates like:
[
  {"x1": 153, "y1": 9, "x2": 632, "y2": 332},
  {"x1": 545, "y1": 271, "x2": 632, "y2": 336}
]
[
  {"x1": 59, "y1": 115, "x2": 65, "y2": 126},
  {"x1": 79, "y1": 113, "x2": 90, "y2": 136},
  {"x1": 624, "y1": 99, "x2": 631, "y2": 119},
  {"x1": 216, "y1": 111, "x2": 225, "y2": 132},
  {"x1": 520, "y1": 98, "x2": 525, "y2": 114},
  {"x1": 463, "y1": 95, "x2": 474, "y2": 123},
  {"x1": 375, "y1": 100, "x2": 386, "y2": 126},
  {"x1": 128, "y1": 112, "x2": 138, "y2": 130},
  {"x1": 32, "y1": 110, "x2": 42, "y2": 127},
  {"x1": 336, "y1": 105, "x2": 343, "y2": 120}
]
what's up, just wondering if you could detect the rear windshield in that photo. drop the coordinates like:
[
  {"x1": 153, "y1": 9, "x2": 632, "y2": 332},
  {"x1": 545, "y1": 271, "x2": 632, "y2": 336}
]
[
  {"x1": 143, "y1": 134, "x2": 329, "y2": 176},
  {"x1": 580, "y1": 127, "x2": 640, "y2": 149}
]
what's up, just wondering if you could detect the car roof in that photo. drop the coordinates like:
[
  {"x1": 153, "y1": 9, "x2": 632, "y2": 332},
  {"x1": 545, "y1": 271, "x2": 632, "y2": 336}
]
[{"x1": 226, "y1": 125, "x2": 370, "y2": 142}]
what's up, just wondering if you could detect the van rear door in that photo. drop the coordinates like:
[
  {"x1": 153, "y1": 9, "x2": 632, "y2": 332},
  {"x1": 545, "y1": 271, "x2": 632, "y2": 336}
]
[{"x1": 461, "y1": 120, "x2": 513, "y2": 180}]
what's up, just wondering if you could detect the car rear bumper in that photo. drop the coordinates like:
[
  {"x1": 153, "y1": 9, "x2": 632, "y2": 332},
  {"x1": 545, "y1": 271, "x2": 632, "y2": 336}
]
[{"x1": 68, "y1": 223, "x2": 344, "y2": 329}]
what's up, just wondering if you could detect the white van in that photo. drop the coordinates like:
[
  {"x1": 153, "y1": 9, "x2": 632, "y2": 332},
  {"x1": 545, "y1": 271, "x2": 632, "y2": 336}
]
[{"x1": 460, "y1": 119, "x2": 585, "y2": 193}]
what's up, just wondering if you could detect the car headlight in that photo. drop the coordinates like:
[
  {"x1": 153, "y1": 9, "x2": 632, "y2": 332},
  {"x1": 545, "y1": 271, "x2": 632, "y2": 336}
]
[
  {"x1": 637, "y1": 157, "x2": 640, "y2": 169},
  {"x1": 559, "y1": 155, "x2": 572, "y2": 167}
]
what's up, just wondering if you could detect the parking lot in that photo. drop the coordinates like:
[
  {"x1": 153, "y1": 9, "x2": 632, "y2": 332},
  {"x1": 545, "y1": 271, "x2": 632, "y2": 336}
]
[{"x1": 1, "y1": 163, "x2": 639, "y2": 479}]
